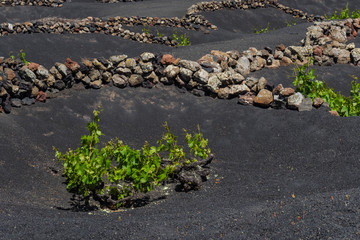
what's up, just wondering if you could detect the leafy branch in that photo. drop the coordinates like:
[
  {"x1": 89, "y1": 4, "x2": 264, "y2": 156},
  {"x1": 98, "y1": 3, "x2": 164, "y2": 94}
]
[{"x1": 54, "y1": 108, "x2": 213, "y2": 209}]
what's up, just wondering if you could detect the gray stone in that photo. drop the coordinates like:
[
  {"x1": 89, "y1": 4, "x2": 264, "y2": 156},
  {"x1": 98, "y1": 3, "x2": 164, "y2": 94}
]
[
  {"x1": 20, "y1": 68, "x2": 36, "y2": 83},
  {"x1": 92, "y1": 59, "x2": 107, "y2": 71},
  {"x1": 116, "y1": 67, "x2": 132, "y2": 76},
  {"x1": 164, "y1": 65, "x2": 180, "y2": 79},
  {"x1": 160, "y1": 77, "x2": 173, "y2": 85},
  {"x1": 229, "y1": 84, "x2": 250, "y2": 95},
  {"x1": 235, "y1": 56, "x2": 250, "y2": 75},
  {"x1": 125, "y1": 58, "x2": 137, "y2": 69},
  {"x1": 49, "y1": 66, "x2": 62, "y2": 80},
  {"x1": 133, "y1": 65, "x2": 143, "y2": 75},
  {"x1": 75, "y1": 71, "x2": 85, "y2": 80},
  {"x1": 90, "y1": 80, "x2": 102, "y2": 89},
  {"x1": 112, "y1": 74, "x2": 128, "y2": 88},
  {"x1": 336, "y1": 49, "x2": 351, "y2": 64},
  {"x1": 346, "y1": 43, "x2": 355, "y2": 51},
  {"x1": 245, "y1": 77, "x2": 259, "y2": 89},
  {"x1": 217, "y1": 87, "x2": 230, "y2": 99},
  {"x1": 128, "y1": 74, "x2": 144, "y2": 87},
  {"x1": 11, "y1": 98, "x2": 22, "y2": 108},
  {"x1": 206, "y1": 74, "x2": 221, "y2": 92},
  {"x1": 144, "y1": 71, "x2": 159, "y2": 84},
  {"x1": 109, "y1": 55, "x2": 127, "y2": 65},
  {"x1": 21, "y1": 97, "x2": 35, "y2": 106},
  {"x1": 139, "y1": 61, "x2": 154, "y2": 73},
  {"x1": 304, "y1": 25, "x2": 323, "y2": 45},
  {"x1": 179, "y1": 60, "x2": 201, "y2": 72},
  {"x1": 230, "y1": 71, "x2": 245, "y2": 84},
  {"x1": 81, "y1": 76, "x2": 91, "y2": 85},
  {"x1": 102, "y1": 72, "x2": 112, "y2": 83},
  {"x1": 36, "y1": 65, "x2": 49, "y2": 80},
  {"x1": 242, "y1": 50, "x2": 253, "y2": 62},
  {"x1": 257, "y1": 77, "x2": 267, "y2": 91},
  {"x1": 54, "y1": 80, "x2": 65, "y2": 90},
  {"x1": 329, "y1": 26, "x2": 347, "y2": 43},
  {"x1": 288, "y1": 46, "x2": 313, "y2": 60},
  {"x1": 287, "y1": 92, "x2": 304, "y2": 110},
  {"x1": 140, "y1": 52, "x2": 155, "y2": 62},
  {"x1": 271, "y1": 95, "x2": 287, "y2": 109},
  {"x1": 56, "y1": 63, "x2": 68, "y2": 77},
  {"x1": 193, "y1": 69, "x2": 209, "y2": 85},
  {"x1": 216, "y1": 71, "x2": 233, "y2": 86},
  {"x1": 179, "y1": 67, "x2": 193, "y2": 82},
  {"x1": 34, "y1": 79, "x2": 46, "y2": 90},
  {"x1": 298, "y1": 98, "x2": 313, "y2": 112},
  {"x1": 351, "y1": 48, "x2": 360, "y2": 63},
  {"x1": 226, "y1": 50, "x2": 241, "y2": 60},
  {"x1": 89, "y1": 69, "x2": 101, "y2": 82}
]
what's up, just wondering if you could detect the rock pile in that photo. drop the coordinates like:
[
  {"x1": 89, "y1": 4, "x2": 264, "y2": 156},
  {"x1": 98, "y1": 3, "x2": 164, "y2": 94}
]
[
  {"x1": 0, "y1": 0, "x2": 65, "y2": 7},
  {"x1": 0, "y1": 49, "x2": 323, "y2": 114},
  {"x1": 0, "y1": 3, "x2": 359, "y2": 115},
  {"x1": 0, "y1": 15, "x2": 213, "y2": 46},
  {"x1": 302, "y1": 19, "x2": 360, "y2": 66},
  {"x1": 186, "y1": 0, "x2": 323, "y2": 22}
]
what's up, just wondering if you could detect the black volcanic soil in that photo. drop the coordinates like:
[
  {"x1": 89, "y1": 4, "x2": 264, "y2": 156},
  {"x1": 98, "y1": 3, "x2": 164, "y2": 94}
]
[{"x1": 1, "y1": 0, "x2": 360, "y2": 239}]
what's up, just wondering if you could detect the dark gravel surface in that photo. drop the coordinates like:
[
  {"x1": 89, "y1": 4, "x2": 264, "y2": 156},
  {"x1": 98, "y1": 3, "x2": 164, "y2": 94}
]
[{"x1": 1, "y1": 0, "x2": 360, "y2": 239}]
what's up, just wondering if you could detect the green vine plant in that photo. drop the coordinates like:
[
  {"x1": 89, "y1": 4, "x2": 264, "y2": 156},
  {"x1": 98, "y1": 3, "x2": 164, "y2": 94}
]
[
  {"x1": 324, "y1": 3, "x2": 360, "y2": 20},
  {"x1": 54, "y1": 108, "x2": 214, "y2": 209},
  {"x1": 141, "y1": 27, "x2": 150, "y2": 35},
  {"x1": 292, "y1": 57, "x2": 360, "y2": 117},
  {"x1": 19, "y1": 49, "x2": 29, "y2": 65},
  {"x1": 156, "y1": 29, "x2": 164, "y2": 38},
  {"x1": 285, "y1": 19, "x2": 297, "y2": 27},
  {"x1": 8, "y1": 49, "x2": 29, "y2": 65},
  {"x1": 172, "y1": 30, "x2": 191, "y2": 46},
  {"x1": 8, "y1": 51, "x2": 15, "y2": 61},
  {"x1": 254, "y1": 22, "x2": 275, "y2": 34}
]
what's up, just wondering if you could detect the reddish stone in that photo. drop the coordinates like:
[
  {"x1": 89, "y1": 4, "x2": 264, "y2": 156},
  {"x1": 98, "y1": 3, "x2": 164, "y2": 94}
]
[
  {"x1": 353, "y1": 30, "x2": 357, "y2": 37},
  {"x1": 329, "y1": 110, "x2": 339, "y2": 117},
  {"x1": 272, "y1": 84, "x2": 284, "y2": 95},
  {"x1": 36, "y1": 91, "x2": 47, "y2": 102},
  {"x1": 65, "y1": 58, "x2": 80, "y2": 72},
  {"x1": 276, "y1": 44, "x2": 286, "y2": 51},
  {"x1": 313, "y1": 97, "x2": 324, "y2": 108},
  {"x1": 280, "y1": 87, "x2": 295, "y2": 97},
  {"x1": 4, "y1": 68, "x2": 16, "y2": 81},
  {"x1": 161, "y1": 54, "x2": 176, "y2": 65},
  {"x1": 254, "y1": 89, "x2": 273, "y2": 107},
  {"x1": 173, "y1": 58, "x2": 181, "y2": 65},
  {"x1": 238, "y1": 92, "x2": 256, "y2": 106},
  {"x1": 0, "y1": 105, "x2": 2, "y2": 113},
  {"x1": 280, "y1": 56, "x2": 293, "y2": 66},
  {"x1": 27, "y1": 62, "x2": 39, "y2": 71},
  {"x1": 81, "y1": 59, "x2": 93, "y2": 68},
  {"x1": 313, "y1": 46, "x2": 323, "y2": 57}
]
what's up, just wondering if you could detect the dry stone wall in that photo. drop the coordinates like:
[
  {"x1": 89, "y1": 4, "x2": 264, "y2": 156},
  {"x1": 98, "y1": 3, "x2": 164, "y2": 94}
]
[
  {"x1": 0, "y1": 0, "x2": 65, "y2": 7},
  {"x1": 0, "y1": 0, "x2": 332, "y2": 47},
  {"x1": 1, "y1": 18, "x2": 359, "y2": 115},
  {"x1": 0, "y1": 0, "x2": 359, "y2": 116}
]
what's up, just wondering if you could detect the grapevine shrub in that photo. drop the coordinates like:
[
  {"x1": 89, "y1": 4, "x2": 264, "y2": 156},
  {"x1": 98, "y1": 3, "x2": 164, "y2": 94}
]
[{"x1": 54, "y1": 108, "x2": 213, "y2": 209}]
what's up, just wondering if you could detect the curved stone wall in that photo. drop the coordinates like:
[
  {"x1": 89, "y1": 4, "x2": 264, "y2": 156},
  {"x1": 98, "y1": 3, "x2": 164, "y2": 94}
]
[{"x1": 0, "y1": 18, "x2": 359, "y2": 115}]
